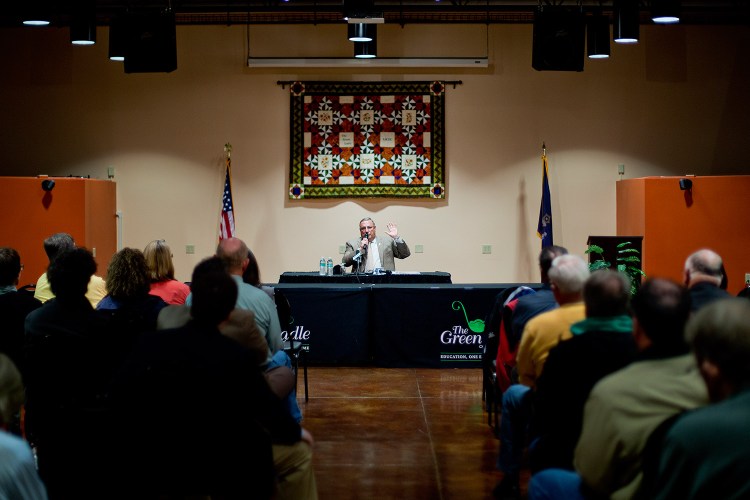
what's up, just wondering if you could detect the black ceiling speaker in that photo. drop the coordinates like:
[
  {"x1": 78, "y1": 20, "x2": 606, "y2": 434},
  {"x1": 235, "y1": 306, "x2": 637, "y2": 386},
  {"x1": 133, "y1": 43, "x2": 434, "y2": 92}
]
[
  {"x1": 532, "y1": 8, "x2": 585, "y2": 72},
  {"x1": 124, "y1": 11, "x2": 177, "y2": 73}
]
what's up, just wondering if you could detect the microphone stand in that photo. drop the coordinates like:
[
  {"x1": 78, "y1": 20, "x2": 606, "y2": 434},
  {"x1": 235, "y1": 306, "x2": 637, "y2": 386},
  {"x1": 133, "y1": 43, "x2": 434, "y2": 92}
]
[{"x1": 352, "y1": 253, "x2": 363, "y2": 284}]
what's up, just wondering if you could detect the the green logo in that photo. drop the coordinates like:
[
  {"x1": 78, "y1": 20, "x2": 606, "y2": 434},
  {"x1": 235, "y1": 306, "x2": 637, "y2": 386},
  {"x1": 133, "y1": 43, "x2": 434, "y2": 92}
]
[{"x1": 451, "y1": 301, "x2": 485, "y2": 333}]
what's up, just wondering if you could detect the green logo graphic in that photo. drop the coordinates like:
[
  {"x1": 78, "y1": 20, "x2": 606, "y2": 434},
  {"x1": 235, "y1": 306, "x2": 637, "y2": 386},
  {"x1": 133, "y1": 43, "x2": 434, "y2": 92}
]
[{"x1": 451, "y1": 301, "x2": 485, "y2": 333}]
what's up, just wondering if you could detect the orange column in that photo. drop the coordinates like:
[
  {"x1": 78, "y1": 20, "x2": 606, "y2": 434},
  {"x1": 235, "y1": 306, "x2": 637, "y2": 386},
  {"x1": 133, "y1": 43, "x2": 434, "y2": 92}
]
[
  {"x1": 0, "y1": 177, "x2": 116, "y2": 286},
  {"x1": 617, "y1": 176, "x2": 750, "y2": 294}
]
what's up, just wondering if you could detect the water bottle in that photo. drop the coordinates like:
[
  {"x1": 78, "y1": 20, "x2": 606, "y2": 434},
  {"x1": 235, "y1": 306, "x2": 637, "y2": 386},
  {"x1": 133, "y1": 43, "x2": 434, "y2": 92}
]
[
  {"x1": 319, "y1": 257, "x2": 326, "y2": 276},
  {"x1": 326, "y1": 257, "x2": 334, "y2": 276}
]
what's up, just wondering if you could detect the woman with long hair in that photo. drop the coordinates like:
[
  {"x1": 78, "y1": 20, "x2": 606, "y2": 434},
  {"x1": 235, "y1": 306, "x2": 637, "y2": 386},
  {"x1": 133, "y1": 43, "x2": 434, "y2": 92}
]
[
  {"x1": 143, "y1": 240, "x2": 190, "y2": 305},
  {"x1": 97, "y1": 247, "x2": 168, "y2": 340}
]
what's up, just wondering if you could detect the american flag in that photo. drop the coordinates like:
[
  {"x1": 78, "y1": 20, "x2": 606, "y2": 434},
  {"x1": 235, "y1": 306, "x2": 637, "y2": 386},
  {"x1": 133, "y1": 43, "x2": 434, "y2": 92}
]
[{"x1": 219, "y1": 158, "x2": 235, "y2": 241}]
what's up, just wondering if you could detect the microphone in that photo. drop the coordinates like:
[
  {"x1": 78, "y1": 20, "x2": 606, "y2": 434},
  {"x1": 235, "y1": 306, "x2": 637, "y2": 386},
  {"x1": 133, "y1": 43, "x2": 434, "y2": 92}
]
[{"x1": 353, "y1": 233, "x2": 368, "y2": 264}]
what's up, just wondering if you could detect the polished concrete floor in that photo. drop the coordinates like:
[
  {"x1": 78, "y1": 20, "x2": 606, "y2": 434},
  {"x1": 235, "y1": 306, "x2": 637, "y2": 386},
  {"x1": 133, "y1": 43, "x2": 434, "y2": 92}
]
[{"x1": 298, "y1": 367, "x2": 506, "y2": 499}]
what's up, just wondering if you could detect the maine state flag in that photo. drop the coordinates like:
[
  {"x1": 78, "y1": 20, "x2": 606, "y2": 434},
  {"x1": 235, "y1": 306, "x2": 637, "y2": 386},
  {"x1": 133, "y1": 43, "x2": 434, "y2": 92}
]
[{"x1": 537, "y1": 153, "x2": 553, "y2": 248}]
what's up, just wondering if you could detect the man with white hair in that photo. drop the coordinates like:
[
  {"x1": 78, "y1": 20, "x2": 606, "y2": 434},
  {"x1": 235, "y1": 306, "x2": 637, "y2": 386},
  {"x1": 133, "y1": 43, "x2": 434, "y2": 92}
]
[
  {"x1": 683, "y1": 248, "x2": 729, "y2": 312},
  {"x1": 494, "y1": 254, "x2": 590, "y2": 499}
]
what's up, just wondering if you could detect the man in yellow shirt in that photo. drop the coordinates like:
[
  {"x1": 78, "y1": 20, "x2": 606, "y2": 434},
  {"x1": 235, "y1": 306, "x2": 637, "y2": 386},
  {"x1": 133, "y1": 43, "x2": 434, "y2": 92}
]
[
  {"x1": 34, "y1": 233, "x2": 106, "y2": 308},
  {"x1": 495, "y1": 254, "x2": 589, "y2": 498}
]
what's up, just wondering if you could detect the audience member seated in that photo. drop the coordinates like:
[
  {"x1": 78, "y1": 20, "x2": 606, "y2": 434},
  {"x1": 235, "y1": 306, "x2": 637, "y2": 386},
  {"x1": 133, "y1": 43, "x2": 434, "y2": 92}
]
[
  {"x1": 511, "y1": 245, "x2": 569, "y2": 344},
  {"x1": 96, "y1": 247, "x2": 167, "y2": 334},
  {"x1": 652, "y1": 298, "x2": 750, "y2": 499},
  {"x1": 530, "y1": 270, "x2": 637, "y2": 472},
  {"x1": 0, "y1": 353, "x2": 48, "y2": 499},
  {"x1": 187, "y1": 238, "x2": 302, "y2": 422},
  {"x1": 188, "y1": 238, "x2": 283, "y2": 360},
  {"x1": 683, "y1": 248, "x2": 729, "y2": 311},
  {"x1": 492, "y1": 245, "x2": 569, "y2": 393},
  {"x1": 528, "y1": 278, "x2": 709, "y2": 500},
  {"x1": 33, "y1": 233, "x2": 106, "y2": 308},
  {"x1": 23, "y1": 247, "x2": 117, "y2": 498},
  {"x1": 494, "y1": 254, "x2": 589, "y2": 499},
  {"x1": 0, "y1": 248, "x2": 41, "y2": 368},
  {"x1": 143, "y1": 239, "x2": 190, "y2": 305},
  {"x1": 157, "y1": 258, "x2": 294, "y2": 400},
  {"x1": 110, "y1": 257, "x2": 317, "y2": 499}
]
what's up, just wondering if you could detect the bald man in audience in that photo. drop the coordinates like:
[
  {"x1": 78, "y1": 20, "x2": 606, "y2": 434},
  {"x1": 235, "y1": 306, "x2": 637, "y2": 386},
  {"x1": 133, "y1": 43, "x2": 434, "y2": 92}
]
[
  {"x1": 158, "y1": 258, "x2": 294, "y2": 400},
  {"x1": 683, "y1": 248, "x2": 730, "y2": 311},
  {"x1": 187, "y1": 237, "x2": 282, "y2": 361},
  {"x1": 186, "y1": 238, "x2": 301, "y2": 421}
]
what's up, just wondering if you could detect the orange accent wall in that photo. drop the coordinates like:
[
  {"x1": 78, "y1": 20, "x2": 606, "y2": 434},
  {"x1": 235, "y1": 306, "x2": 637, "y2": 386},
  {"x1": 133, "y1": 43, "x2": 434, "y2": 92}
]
[
  {"x1": 617, "y1": 176, "x2": 750, "y2": 295},
  {"x1": 0, "y1": 177, "x2": 117, "y2": 286}
]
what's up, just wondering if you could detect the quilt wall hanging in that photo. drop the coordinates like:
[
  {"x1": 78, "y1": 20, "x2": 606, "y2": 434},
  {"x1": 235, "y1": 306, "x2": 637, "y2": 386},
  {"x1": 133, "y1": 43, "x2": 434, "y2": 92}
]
[{"x1": 287, "y1": 80, "x2": 446, "y2": 200}]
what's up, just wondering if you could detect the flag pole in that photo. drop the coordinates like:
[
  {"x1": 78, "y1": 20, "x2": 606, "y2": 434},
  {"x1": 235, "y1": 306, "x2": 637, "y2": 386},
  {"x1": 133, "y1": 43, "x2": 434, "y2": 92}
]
[{"x1": 224, "y1": 142, "x2": 232, "y2": 174}]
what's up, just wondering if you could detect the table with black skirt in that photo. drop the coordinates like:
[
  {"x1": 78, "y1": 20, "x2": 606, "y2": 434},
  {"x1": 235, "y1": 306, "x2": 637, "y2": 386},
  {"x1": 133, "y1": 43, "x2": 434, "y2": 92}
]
[{"x1": 273, "y1": 277, "x2": 542, "y2": 368}]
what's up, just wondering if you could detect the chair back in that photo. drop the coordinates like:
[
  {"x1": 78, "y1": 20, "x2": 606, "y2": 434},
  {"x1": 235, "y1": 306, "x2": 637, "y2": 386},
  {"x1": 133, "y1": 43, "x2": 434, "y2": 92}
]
[{"x1": 274, "y1": 289, "x2": 294, "y2": 327}]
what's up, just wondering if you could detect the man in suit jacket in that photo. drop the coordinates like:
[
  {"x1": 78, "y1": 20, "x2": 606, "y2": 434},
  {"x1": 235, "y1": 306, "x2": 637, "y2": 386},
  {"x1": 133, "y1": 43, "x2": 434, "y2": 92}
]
[{"x1": 343, "y1": 217, "x2": 411, "y2": 273}]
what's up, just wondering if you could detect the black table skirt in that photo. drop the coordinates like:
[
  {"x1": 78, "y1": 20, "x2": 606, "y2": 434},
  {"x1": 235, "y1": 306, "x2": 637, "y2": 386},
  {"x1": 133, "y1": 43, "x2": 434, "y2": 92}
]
[{"x1": 273, "y1": 282, "x2": 543, "y2": 368}]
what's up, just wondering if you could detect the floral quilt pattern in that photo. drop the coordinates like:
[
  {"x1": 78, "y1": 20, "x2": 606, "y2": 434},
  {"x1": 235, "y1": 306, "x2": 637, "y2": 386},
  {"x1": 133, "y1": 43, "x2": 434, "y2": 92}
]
[{"x1": 288, "y1": 81, "x2": 445, "y2": 199}]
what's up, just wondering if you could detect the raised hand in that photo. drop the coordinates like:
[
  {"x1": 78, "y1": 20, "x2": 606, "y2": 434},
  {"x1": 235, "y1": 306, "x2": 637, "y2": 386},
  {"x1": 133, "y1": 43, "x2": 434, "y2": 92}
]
[{"x1": 385, "y1": 222, "x2": 399, "y2": 239}]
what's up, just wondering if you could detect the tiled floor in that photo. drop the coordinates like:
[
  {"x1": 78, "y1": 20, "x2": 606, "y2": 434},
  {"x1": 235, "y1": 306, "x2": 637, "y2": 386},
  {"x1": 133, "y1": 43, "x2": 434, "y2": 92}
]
[{"x1": 299, "y1": 367, "x2": 504, "y2": 499}]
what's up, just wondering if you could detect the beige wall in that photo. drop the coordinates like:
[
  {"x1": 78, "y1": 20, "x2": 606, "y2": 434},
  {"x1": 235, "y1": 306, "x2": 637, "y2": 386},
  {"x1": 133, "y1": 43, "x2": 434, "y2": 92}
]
[{"x1": 1, "y1": 23, "x2": 748, "y2": 283}]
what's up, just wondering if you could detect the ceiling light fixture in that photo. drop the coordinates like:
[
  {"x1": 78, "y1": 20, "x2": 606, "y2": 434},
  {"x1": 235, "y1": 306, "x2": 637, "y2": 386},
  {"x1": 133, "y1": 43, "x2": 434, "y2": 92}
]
[
  {"x1": 108, "y1": 16, "x2": 126, "y2": 61},
  {"x1": 354, "y1": 39, "x2": 377, "y2": 59},
  {"x1": 587, "y1": 13, "x2": 610, "y2": 59},
  {"x1": 651, "y1": 0, "x2": 681, "y2": 24},
  {"x1": 613, "y1": 0, "x2": 639, "y2": 44},
  {"x1": 22, "y1": 17, "x2": 51, "y2": 27},
  {"x1": 70, "y1": 0, "x2": 96, "y2": 45},
  {"x1": 22, "y1": 1, "x2": 52, "y2": 26},
  {"x1": 348, "y1": 23, "x2": 375, "y2": 42}
]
